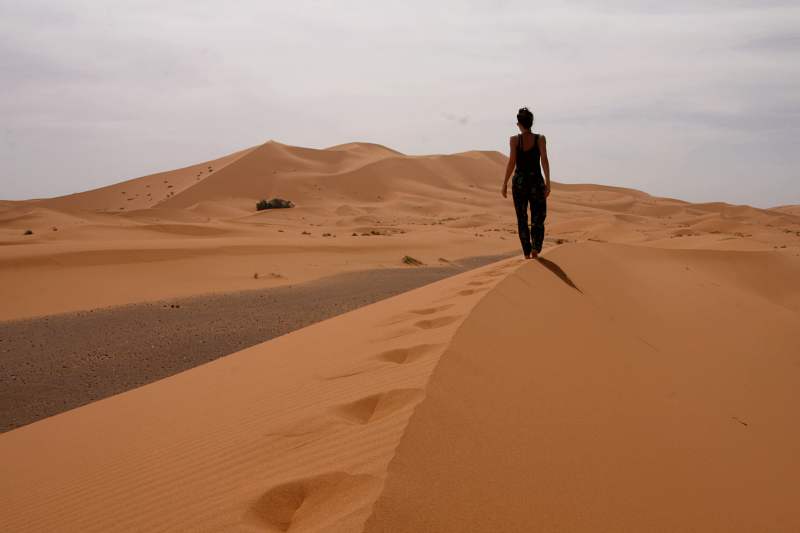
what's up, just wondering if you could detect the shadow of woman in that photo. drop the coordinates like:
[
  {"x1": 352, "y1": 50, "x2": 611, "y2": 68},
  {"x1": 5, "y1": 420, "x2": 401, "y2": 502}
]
[{"x1": 536, "y1": 256, "x2": 582, "y2": 293}]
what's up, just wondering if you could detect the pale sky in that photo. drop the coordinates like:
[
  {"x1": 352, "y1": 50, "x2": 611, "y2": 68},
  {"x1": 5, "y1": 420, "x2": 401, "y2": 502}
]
[{"x1": 1, "y1": 0, "x2": 798, "y2": 207}]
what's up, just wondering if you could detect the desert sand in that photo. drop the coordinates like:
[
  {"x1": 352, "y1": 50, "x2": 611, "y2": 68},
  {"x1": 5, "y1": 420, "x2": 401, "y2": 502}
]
[
  {"x1": 0, "y1": 254, "x2": 508, "y2": 432},
  {"x1": 1, "y1": 140, "x2": 800, "y2": 531}
]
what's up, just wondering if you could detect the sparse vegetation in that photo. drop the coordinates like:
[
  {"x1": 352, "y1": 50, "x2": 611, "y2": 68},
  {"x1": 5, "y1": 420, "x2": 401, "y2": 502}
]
[
  {"x1": 402, "y1": 255, "x2": 424, "y2": 266},
  {"x1": 257, "y1": 198, "x2": 295, "y2": 211}
]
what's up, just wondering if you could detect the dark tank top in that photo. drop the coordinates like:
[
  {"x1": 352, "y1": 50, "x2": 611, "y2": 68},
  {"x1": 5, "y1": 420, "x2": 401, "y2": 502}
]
[{"x1": 515, "y1": 133, "x2": 542, "y2": 176}]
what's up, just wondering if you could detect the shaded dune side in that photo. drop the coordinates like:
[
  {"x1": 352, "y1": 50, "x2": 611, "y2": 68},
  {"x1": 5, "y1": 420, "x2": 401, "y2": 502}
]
[
  {"x1": 365, "y1": 242, "x2": 800, "y2": 532},
  {"x1": 0, "y1": 257, "x2": 520, "y2": 532}
]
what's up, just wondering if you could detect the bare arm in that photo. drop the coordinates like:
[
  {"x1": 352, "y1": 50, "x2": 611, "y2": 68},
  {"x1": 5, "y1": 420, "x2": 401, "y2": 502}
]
[
  {"x1": 501, "y1": 136, "x2": 516, "y2": 198},
  {"x1": 539, "y1": 134, "x2": 551, "y2": 196}
]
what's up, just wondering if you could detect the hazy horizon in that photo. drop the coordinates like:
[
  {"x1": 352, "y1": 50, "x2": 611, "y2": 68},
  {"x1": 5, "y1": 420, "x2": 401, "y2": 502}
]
[{"x1": 2, "y1": 0, "x2": 798, "y2": 208}]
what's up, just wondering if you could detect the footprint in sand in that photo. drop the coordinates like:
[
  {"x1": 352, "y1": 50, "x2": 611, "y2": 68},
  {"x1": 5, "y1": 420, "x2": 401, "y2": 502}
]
[
  {"x1": 413, "y1": 315, "x2": 462, "y2": 330},
  {"x1": 408, "y1": 304, "x2": 454, "y2": 315},
  {"x1": 245, "y1": 472, "x2": 378, "y2": 531},
  {"x1": 321, "y1": 344, "x2": 443, "y2": 380},
  {"x1": 375, "y1": 343, "x2": 442, "y2": 364},
  {"x1": 457, "y1": 289, "x2": 482, "y2": 296},
  {"x1": 331, "y1": 389, "x2": 423, "y2": 425}
]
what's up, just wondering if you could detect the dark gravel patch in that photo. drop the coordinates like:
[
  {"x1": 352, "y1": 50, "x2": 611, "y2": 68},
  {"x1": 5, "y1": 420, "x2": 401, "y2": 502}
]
[{"x1": 0, "y1": 253, "x2": 512, "y2": 432}]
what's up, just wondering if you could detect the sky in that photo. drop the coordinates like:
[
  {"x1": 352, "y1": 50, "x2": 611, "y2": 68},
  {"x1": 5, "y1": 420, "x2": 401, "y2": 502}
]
[{"x1": 1, "y1": 0, "x2": 798, "y2": 207}]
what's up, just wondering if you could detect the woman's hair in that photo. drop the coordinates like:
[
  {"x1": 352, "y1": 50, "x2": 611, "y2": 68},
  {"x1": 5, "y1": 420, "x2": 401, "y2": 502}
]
[{"x1": 517, "y1": 107, "x2": 534, "y2": 129}]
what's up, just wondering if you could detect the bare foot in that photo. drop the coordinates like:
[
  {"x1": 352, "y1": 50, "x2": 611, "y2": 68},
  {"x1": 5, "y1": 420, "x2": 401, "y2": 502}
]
[{"x1": 530, "y1": 251, "x2": 539, "y2": 259}]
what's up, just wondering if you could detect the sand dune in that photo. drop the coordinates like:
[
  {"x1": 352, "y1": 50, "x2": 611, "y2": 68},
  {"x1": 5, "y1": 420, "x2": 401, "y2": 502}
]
[
  {"x1": 0, "y1": 257, "x2": 520, "y2": 532},
  {"x1": 37, "y1": 145, "x2": 257, "y2": 212},
  {"x1": 366, "y1": 243, "x2": 800, "y2": 532},
  {"x1": 2, "y1": 242, "x2": 798, "y2": 531},
  {"x1": 2, "y1": 140, "x2": 799, "y2": 319},
  {"x1": 771, "y1": 204, "x2": 800, "y2": 217},
  {"x1": 2, "y1": 139, "x2": 800, "y2": 531}
]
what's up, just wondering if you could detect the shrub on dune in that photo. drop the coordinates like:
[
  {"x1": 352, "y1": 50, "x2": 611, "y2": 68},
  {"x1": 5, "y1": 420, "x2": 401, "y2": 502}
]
[
  {"x1": 256, "y1": 198, "x2": 295, "y2": 211},
  {"x1": 402, "y1": 255, "x2": 424, "y2": 266}
]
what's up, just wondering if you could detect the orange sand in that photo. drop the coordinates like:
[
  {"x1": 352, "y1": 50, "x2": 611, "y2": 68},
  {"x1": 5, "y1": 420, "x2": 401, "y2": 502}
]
[
  {"x1": 1, "y1": 141, "x2": 799, "y2": 531},
  {"x1": 2, "y1": 140, "x2": 798, "y2": 320}
]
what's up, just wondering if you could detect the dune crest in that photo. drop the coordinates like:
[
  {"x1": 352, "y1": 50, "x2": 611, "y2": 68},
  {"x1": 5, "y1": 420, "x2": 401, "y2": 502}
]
[
  {"x1": 364, "y1": 242, "x2": 800, "y2": 532},
  {"x1": 0, "y1": 257, "x2": 520, "y2": 532},
  {"x1": 2, "y1": 139, "x2": 800, "y2": 530},
  {"x1": 2, "y1": 140, "x2": 799, "y2": 320},
  {"x1": 2, "y1": 241, "x2": 799, "y2": 531}
]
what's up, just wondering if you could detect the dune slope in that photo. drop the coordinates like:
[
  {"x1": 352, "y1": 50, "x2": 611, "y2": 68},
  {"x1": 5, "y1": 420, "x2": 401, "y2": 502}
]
[
  {"x1": 2, "y1": 240, "x2": 798, "y2": 531},
  {"x1": 38, "y1": 146, "x2": 258, "y2": 212},
  {"x1": 2, "y1": 140, "x2": 799, "y2": 320},
  {"x1": 0, "y1": 257, "x2": 519, "y2": 532},
  {"x1": 365, "y1": 242, "x2": 800, "y2": 532}
]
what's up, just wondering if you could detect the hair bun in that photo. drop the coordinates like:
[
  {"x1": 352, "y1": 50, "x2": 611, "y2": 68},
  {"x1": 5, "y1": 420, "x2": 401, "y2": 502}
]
[{"x1": 517, "y1": 107, "x2": 534, "y2": 128}]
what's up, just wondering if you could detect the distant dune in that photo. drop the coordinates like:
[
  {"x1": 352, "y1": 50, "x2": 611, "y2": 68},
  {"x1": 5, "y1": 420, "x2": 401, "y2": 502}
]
[
  {"x1": 771, "y1": 204, "x2": 800, "y2": 216},
  {"x1": 2, "y1": 139, "x2": 798, "y2": 319},
  {"x1": 1, "y1": 140, "x2": 799, "y2": 531}
]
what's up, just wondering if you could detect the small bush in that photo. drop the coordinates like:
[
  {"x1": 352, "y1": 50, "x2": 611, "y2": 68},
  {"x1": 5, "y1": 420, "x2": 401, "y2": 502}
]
[
  {"x1": 23, "y1": 229, "x2": 33, "y2": 235},
  {"x1": 257, "y1": 198, "x2": 295, "y2": 211},
  {"x1": 402, "y1": 255, "x2": 424, "y2": 266}
]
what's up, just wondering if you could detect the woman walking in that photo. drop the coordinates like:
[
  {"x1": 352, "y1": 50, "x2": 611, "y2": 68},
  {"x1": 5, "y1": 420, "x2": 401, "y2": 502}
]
[{"x1": 501, "y1": 107, "x2": 551, "y2": 259}]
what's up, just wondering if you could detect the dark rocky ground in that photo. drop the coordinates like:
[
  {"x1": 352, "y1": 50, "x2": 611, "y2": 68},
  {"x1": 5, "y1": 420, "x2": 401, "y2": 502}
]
[{"x1": 0, "y1": 253, "x2": 512, "y2": 432}]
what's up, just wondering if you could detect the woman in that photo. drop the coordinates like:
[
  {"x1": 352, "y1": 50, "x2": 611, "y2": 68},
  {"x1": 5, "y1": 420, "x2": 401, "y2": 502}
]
[{"x1": 501, "y1": 107, "x2": 551, "y2": 259}]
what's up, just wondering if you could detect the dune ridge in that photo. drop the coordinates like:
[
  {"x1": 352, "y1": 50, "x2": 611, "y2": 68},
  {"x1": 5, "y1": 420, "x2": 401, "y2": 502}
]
[
  {"x1": 2, "y1": 140, "x2": 799, "y2": 320},
  {"x1": 2, "y1": 139, "x2": 800, "y2": 531},
  {"x1": 0, "y1": 257, "x2": 519, "y2": 532},
  {"x1": 2, "y1": 242, "x2": 798, "y2": 531},
  {"x1": 364, "y1": 242, "x2": 800, "y2": 532}
]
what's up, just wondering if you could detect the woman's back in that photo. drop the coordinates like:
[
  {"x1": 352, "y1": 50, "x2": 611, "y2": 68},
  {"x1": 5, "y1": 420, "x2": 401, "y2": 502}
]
[{"x1": 515, "y1": 132, "x2": 541, "y2": 176}]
